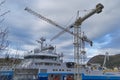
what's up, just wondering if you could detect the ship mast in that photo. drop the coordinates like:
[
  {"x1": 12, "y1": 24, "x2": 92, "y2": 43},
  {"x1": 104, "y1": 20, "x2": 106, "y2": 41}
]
[{"x1": 36, "y1": 37, "x2": 46, "y2": 51}]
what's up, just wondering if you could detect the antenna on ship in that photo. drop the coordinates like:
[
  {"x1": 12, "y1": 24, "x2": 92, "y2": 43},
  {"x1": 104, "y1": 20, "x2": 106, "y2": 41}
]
[
  {"x1": 36, "y1": 37, "x2": 46, "y2": 51},
  {"x1": 24, "y1": 3, "x2": 104, "y2": 80}
]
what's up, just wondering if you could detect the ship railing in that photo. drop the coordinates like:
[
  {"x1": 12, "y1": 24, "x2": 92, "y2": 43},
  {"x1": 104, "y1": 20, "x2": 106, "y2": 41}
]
[{"x1": 32, "y1": 59, "x2": 60, "y2": 63}]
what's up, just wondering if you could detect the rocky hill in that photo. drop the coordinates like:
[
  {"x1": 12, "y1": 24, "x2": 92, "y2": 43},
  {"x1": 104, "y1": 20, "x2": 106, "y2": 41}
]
[{"x1": 87, "y1": 54, "x2": 120, "y2": 69}]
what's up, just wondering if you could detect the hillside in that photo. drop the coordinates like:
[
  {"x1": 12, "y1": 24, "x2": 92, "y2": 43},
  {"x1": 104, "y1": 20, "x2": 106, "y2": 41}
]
[{"x1": 87, "y1": 54, "x2": 120, "y2": 69}]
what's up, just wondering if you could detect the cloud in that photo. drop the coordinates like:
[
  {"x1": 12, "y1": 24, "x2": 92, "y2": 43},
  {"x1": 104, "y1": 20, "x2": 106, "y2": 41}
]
[
  {"x1": 1, "y1": 0, "x2": 120, "y2": 62},
  {"x1": 100, "y1": 29, "x2": 120, "y2": 49}
]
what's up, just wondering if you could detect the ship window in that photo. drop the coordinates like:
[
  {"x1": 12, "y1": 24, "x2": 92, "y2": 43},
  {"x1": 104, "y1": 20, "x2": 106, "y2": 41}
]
[
  {"x1": 55, "y1": 69, "x2": 57, "y2": 71},
  {"x1": 24, "y1": 55, "x2": 57, "y2": 60},
  {"x1": 59, "y1": 69, "x2": 61, "y2": 71},
  {"x1": 44, "y1": 63, "x2": 53, "y2": 66},
  {"x1": 67, "y1": 69, "x2": 71, "y2": 71},
  {"x1": 40, "y1": 69, "x2": 47, "y2": 73},
  {"x1": 45, "y1": 63, "x2": 51, "y2": 65},
  {"x1": 53, "y1": 57, "x2": 57, "y2": 60},
  {"x1": 53, "y1": 69, "x2": 57, "y2": 71},
  {"x1": 66, "y1": 62, "x2": 74, "y2": 68},
  {"x1": 57, "y1": 64, "x2": 61, "y2": 66}
]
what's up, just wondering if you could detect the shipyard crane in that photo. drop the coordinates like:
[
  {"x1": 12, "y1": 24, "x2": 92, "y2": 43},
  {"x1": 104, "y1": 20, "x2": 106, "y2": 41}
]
[
  {"x1": 25, "y1": 7, "x2": 92, "y2": 46},
  {"x1": 51, "y1": 3, "x2": 104, "y2": 41},
  {"x1": 73, "y1": 4, "x2": 103, "y2": 80},
  {"x1": 80, "y1": 32, "x2": 88, "y2": 64},
  {"x1": 24, "y1": 7, "x2": 84, "y2": 40},
  {"x1": 24, "y1": 6, "x2": 92, "y2": 47},
  {"x1": 24, "y1": 3, "x2": 104, "y2": 80}
]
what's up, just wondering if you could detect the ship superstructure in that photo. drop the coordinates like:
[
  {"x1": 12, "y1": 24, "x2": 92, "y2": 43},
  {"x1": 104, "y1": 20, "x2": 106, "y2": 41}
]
[
  {"x1": 13, "y1": 37, "x2": 120, "y2": 80},
  {"x1": 14, "y1": 37, "x2": 75, "y2": 80}
]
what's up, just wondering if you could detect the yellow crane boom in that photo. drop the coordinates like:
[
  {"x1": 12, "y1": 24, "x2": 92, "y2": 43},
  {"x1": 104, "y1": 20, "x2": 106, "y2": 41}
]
[{"x1": 51, "y1": 3, "x2": 104, "y2": 41}]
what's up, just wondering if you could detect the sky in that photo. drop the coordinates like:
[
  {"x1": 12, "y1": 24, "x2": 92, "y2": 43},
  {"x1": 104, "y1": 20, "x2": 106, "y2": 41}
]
[{"x1": 0, "y1": 0, "x2": 120, "y2": 61}]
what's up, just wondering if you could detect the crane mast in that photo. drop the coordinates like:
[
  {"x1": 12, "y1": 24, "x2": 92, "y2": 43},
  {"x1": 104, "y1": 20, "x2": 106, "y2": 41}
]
[
  {"x1": 24, "y1": 3, "x2": 104, "y2": 80},
  {"x1": 73, "y1": 3, "x2": 104, "y2": 80},
  {"x1": 80, "y1": 32, "x2": 87, "y2": 64}
]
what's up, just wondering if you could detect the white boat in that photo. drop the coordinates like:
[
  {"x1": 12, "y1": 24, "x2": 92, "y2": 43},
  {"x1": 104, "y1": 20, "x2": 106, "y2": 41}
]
[{"x1": 12, "y1": 38, "x2": 120, "y2": 80}]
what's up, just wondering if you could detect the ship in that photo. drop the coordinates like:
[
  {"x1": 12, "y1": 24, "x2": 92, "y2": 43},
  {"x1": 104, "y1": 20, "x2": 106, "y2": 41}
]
[
  {"x1": 0, "y1": 38, "x2": 120, "y2": 80},
  {"x1": 13, "y1": 38, "x2": 120, "y2": 80}
]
